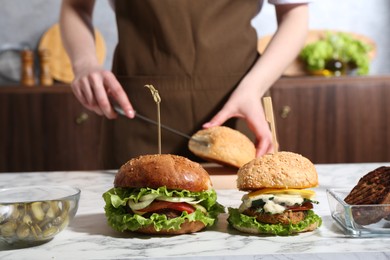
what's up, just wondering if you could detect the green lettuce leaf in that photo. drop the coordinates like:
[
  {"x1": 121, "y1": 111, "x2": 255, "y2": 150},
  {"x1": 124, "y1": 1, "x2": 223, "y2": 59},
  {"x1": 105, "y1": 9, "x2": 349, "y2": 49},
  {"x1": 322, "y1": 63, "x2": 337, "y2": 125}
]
[
  {"x1": 299, "y1": 31, "x2": 372, "y2": 75},
  {"x1": 102, "y1": 187, "x2": 225, "y2": 232},
  {"x1": 227, "y1": 208, "x2": 322, "y2": 236}
]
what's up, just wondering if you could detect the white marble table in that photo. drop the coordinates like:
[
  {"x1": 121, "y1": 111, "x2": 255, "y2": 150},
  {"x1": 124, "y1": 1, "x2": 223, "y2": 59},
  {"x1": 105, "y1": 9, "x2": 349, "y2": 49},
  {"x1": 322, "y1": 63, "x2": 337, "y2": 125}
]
[{"x1": 1, "y1": 162, "x2": 390, "y2": 260}]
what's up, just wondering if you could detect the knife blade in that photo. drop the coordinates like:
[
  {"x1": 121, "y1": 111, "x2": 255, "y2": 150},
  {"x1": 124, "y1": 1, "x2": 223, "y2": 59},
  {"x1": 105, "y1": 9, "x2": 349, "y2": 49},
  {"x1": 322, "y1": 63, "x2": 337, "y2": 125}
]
[{"x1": 112, "y1": 104, "x2": 208, "y2": 146}]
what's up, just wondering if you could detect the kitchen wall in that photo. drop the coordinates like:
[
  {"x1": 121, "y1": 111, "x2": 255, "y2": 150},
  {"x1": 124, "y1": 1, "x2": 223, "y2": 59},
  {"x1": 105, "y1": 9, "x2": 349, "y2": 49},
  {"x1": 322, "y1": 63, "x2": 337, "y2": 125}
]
[{"x1": 0, "y1": 0, "x2": 389, "y2": 85}]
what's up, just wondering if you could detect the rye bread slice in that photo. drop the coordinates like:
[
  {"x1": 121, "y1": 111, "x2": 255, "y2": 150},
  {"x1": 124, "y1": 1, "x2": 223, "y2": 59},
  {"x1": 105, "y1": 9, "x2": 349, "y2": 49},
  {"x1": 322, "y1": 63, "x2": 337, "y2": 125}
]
[{"x1": 344, "y1": 166, "x2": 390, "y2": 225}]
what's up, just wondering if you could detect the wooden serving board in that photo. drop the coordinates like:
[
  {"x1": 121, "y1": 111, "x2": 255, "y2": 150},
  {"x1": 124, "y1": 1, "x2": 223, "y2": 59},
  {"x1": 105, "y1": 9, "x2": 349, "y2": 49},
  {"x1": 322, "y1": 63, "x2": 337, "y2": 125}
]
[
  {"x1": 38, "y1": 23, "x2": 106, "y2": 84},
  {"x1": 203, "y1": 163, "x2": 238, "y2": 190}
]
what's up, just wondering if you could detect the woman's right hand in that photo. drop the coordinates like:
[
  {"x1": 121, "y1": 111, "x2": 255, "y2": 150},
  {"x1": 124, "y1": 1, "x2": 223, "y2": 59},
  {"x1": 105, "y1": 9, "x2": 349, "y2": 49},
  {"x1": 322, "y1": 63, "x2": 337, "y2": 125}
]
[
  {"x1": 60, "y1": 0, "x2": 134, "y2": 119},
  {"x1": 71, "y1": 65, "x2": 135, "y2": 119}
]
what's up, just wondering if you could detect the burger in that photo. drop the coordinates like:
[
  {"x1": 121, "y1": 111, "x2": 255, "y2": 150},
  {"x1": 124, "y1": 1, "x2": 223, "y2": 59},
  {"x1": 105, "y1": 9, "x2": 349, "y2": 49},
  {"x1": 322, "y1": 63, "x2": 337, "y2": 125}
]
[
  {"x1": 102, "y1": 154, "x2": 225, "y2": 235},
  {"x1": 228, "y1": 151, "x2": 322, "y2": 236}
]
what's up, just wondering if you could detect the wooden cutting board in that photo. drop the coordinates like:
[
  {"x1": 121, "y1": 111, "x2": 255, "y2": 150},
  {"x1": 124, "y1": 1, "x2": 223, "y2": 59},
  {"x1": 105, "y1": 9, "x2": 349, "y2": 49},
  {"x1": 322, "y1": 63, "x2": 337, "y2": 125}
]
[
  {"x1": 258, "y1": 30, "x2": 377, "y2": 76},
  {"x1": 38, "y1": 23, "x2": 106, "y2": 84}
]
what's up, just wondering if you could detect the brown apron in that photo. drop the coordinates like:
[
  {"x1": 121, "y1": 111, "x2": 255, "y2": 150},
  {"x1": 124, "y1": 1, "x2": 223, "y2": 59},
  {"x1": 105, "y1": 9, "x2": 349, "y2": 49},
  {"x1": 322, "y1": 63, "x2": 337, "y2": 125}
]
[{"x1": 100, "y1": 0, "x2": 261, "y2": 168}]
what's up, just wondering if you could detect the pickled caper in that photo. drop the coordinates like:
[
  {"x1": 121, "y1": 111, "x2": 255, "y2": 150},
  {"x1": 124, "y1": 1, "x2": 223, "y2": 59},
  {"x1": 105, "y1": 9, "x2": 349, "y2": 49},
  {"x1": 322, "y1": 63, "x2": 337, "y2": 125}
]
[
  {"x1": 41, "y1": 222, "x2": 52, "y2": 231},
  {"x1": 58, "y1": 216, "x2": 69, "y2": 230},
  {"x1": 41, "y1": 202, "x2": 50, "y2": 213},
  {"x1": 52, "y1": 216, "x2": 63, "y2": 226},
  {"x1": 10, "y1": 205, "x2": 21, "y2": 220},
  {"x1": 57, "y1": 201, "x2": 70, "y2": 222},
  {"x1": 61, "y1": 201, "x2": 70, "y2": 213},
  {"x1": 1, "y1": 221, "x2": 17, "y2": 237},
  {"x1": 1, "y1": 199, "x2": 73, "y2": 242},
  {"x1": 30, "y1": 223, "x2": 43, "y2": 239},
  {"x1": 23, "y1": 214, "x2": 33, "y2": 225},
  {"x1": 49, "y1": 201, "x2": 61, "y2": 216},
  {"x1": 42, "y1": 226, "x2": 59, "y2": 238},
  {"x1": 16, "y1": 223, "x2": 30, "y2": 239},
  {"x1": 31, "y1": 202, "x2": 45, "y2": 221},
  {"x1": 0, "y1": 205, "x2": 10, "y2": 223},
  {"x1": 45, "y1": 206, "x2": 56, "y2": 219},
  {"x1": 38, "y1": 217, "x2": 53, "y2": 229}
]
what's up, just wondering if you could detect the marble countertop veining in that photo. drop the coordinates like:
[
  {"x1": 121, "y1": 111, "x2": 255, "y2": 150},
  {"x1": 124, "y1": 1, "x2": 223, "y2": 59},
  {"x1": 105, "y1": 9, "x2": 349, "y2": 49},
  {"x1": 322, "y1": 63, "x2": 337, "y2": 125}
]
[{"x1": 1, "y1": 163, "x2": 390, "y2": 260}]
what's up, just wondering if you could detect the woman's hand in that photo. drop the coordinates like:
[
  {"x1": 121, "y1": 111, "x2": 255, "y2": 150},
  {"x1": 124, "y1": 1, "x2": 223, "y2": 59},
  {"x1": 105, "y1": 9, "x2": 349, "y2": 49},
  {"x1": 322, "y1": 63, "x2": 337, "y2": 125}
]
[
  {"x1": 60, "y1": 0, "x2": 134, "y2": 119},
  {"x1": 71, "y1": 65, "x2": 134, "y2": 119},
  {"x1": 203, "y1": 76, "x2": 274, "y2": 157},
  {"x1": 204, "y1": 3, "x2": 309, "y2": 157}
]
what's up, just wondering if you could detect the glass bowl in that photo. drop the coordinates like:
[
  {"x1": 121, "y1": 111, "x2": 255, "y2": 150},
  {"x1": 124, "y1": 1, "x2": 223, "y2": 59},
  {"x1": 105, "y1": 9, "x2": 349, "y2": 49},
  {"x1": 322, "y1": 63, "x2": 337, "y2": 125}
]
[
  {"x1": 0, "y1": 185, "x2": 80, "y2": 245},
  {"x1": 327, "y1": 189, "x2": 390, "y2": 237}
]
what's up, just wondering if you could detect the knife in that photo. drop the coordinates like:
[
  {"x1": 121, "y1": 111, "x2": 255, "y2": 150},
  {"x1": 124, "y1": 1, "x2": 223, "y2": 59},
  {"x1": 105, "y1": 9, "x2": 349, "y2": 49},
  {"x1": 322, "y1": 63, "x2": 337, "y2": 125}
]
[{"x1": 112, "y1": 104, "x2": 208, "y2": 146}]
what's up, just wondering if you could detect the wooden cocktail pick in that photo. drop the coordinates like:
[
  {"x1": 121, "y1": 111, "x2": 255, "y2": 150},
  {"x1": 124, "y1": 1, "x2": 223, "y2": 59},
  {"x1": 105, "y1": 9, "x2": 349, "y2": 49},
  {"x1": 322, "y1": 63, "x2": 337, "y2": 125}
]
[
  {"x1": 145, "y1": 85, "x2": 162, "y2": 154},
  {"x1": 262, "y1": 96, "x2": 279, "y2": 153}
]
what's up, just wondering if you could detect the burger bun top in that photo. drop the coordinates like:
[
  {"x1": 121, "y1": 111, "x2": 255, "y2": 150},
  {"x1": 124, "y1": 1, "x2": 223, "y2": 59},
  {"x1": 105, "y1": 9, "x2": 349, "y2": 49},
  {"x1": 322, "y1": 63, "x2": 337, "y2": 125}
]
[
  {"x1": 114, "y1": 154, "x2": 212, "y2": 192},
  {"x1": 237, "y1": 151, "x2": 318, "y2": 191}
]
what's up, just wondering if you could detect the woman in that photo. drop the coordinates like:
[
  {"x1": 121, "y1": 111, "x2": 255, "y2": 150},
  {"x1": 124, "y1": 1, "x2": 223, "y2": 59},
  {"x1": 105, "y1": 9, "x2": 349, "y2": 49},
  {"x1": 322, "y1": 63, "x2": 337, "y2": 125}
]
[{"x1": 60, "y1": 0, "x2": 309, "y2": 168}]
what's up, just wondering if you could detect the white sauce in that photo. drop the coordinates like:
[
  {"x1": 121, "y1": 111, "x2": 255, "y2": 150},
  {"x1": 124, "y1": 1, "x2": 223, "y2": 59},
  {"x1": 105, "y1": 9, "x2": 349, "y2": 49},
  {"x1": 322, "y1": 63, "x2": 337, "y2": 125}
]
[{"x1": 239, "y1": 194, "x2": 304, "y2": 214}]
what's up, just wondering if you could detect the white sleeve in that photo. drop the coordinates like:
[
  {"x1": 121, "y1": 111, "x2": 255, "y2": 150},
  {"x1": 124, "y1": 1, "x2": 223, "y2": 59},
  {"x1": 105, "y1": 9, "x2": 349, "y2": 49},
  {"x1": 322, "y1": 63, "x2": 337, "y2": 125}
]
[{"x1": 268, "y1": 0, "x2": 313, "y2": 4}]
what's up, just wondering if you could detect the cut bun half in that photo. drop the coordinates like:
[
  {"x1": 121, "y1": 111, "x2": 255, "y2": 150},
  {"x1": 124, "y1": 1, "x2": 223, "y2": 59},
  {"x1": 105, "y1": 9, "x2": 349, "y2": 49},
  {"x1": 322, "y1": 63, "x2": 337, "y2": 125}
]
[{"x1": 188, "y1": 126, "x2": 256, "y2": 168}]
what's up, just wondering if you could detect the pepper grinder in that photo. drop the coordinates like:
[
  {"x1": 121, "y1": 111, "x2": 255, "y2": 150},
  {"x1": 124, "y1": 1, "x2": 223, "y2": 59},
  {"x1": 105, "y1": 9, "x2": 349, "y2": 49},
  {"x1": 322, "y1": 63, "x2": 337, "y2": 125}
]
[
  {"x1": 39, "y1": 49, "x2": 53, "y2": 86},
  {"x1": 21, "y1": 49, "x2": 35, "y2": 86}
]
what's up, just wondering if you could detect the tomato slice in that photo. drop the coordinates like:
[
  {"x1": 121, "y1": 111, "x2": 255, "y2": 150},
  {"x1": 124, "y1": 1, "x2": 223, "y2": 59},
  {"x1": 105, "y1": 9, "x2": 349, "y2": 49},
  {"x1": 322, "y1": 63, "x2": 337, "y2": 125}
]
[
  {"x1": 287, "y1": 201, "x2": 313, "y2": 211},
  {"x1": 138, "y1": 201, "x2": 196, "y2": 214}
]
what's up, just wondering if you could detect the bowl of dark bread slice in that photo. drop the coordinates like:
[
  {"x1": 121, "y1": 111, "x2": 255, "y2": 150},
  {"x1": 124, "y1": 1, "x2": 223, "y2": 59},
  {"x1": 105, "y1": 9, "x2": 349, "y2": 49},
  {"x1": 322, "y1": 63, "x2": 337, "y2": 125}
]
[{"x1": 327, "y1": 166, "x2": 390, "y2": 237}]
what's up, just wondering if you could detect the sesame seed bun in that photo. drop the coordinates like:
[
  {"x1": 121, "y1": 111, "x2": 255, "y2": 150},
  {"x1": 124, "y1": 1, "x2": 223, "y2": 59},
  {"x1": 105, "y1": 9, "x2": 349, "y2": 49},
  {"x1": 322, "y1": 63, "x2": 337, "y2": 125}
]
[
  {"x1": 237, "y1": 151, "x2": 318, "y2": 191},
  {"x1": 188, "y1": 126, "x2": 256, "y2": 168}
]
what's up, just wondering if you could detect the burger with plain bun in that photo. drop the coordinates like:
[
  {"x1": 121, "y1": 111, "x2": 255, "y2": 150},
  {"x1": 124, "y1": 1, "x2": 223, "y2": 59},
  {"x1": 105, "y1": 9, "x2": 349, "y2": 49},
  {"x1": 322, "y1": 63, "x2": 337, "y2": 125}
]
[
  {"x1": 103, "y1": 154, "x2": 225, "y2": 235},
  {"x1": 228, "y1": 151, "x2": 322, "y2": 235}
]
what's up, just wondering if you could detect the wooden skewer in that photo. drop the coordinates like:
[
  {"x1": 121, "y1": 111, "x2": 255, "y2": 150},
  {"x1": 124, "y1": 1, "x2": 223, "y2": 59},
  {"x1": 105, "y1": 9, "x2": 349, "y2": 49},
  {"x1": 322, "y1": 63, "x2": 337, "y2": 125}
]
[
  {"x1": 262, "y1": 96, "x2": 279, "y2": 153},
  {"x1": 145, "y1": 85, "x2": 162, "y2": 154}
]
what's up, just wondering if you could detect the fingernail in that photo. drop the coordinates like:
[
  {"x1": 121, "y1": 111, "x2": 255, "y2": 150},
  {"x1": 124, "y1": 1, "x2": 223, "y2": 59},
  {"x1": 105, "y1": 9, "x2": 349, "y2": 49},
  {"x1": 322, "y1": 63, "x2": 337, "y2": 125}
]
[
  {"x1": 203, "y1": 122, "x2": 214, "y2": 128},
  {"x1": 127, "y1": 109, "x2": 135, "y2": 118}
]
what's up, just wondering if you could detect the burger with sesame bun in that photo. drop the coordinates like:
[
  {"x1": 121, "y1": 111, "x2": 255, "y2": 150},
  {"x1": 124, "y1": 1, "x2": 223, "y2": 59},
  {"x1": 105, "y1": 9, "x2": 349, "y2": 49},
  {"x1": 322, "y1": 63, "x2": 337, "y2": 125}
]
[
  {"x1": 228, "y1": 151, "x2": 322, "y2": 236},
  {"x1": 102, "y1": 154, "x2": 225, "y2": 235}
]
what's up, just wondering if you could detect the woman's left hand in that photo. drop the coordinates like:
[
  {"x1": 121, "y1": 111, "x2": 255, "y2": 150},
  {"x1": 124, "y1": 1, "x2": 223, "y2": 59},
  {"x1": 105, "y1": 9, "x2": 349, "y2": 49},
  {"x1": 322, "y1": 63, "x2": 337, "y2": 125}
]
[{"x1": 203, "y1": 76, "x2": 274, "y2": 157}]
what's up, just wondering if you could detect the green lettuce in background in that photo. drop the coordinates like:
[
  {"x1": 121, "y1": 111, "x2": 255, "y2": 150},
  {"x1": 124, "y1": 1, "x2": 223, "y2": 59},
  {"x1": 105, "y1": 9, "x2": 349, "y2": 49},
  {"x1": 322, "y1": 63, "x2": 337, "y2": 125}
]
[{"x1": 299, "y1": 31, "x2": 373, "y2": 75}]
